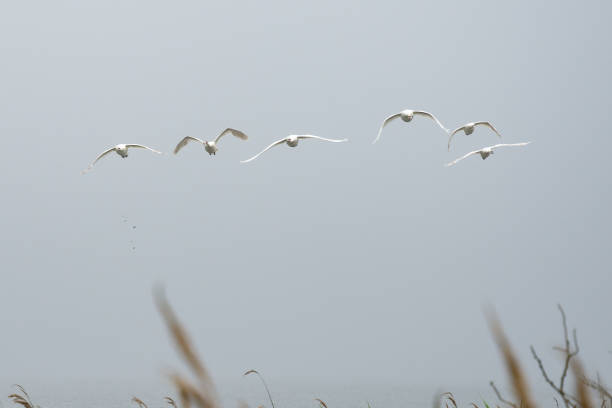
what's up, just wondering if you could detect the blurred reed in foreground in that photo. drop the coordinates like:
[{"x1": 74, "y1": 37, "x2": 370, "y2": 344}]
[{"x1": 6, "y1": 301, "x2": 610, "y2": 408}]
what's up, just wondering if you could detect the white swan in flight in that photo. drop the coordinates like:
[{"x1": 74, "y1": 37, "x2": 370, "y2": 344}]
[
  {"x1": 241, "y1": 135, "x2": 347, "y2": 163},
  {"x1": 447, "y1": 121, "x2": 502, "y2": 150},
  {"x1": 445, "y1": 142, "x2": 531, "y2": 167},
  {"x1": 372, "y1": 109, "x2": 449, "y2": 144},
  {"x1": 82, "y1": 144, "x2": 162, "y2": 174},
  {"x1": 173, "y1": 128, "x2": 248, "y2": 156}
]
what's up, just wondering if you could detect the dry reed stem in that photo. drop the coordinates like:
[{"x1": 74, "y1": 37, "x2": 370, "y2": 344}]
[
  {"x1": 315, "y1": 399, "x2": 328, "y2": 408},
  {"x1": 132, "y1": 397, "x2": 148, "y2": 408},
  {"x1": 155, "y1": 286, "x2": 212, "y2": 381},
  {"x1": 165, "y1": 397, "x2": 178, "y2": 408},
  {"x1": 530, "y1": 305, "x2": 581, "y2": 408},
  {"x1": 441, "y1": 392, "x2": 458, "y2": 408},
  {"x1": 487, "y1": 310, "x2": 536, "y2": 408},
  {"x1": 490, "y1": 381, "x2": 518, "y2": 408},
  {"x1": 582, "y1": 376, "x2": 612, "y2": 403},
  {"x1": 169, "y1": 374, "x2": 192, "y2": 408},
  {"x1": 169, "y1": 372, "x2": 217, "y2": 408},
  {"x1": 8, "y1": 385, "x2": 37, "y2": 408},
  {"x1": 7, "y1": 396, "x2": 30, "y2": 408},
  {"x1": 244, "y1": 369, "x2": 275, "y2": 408},
  {"x1": 558, "y1": 306, "x2": 579, "y2": 392},
  {"x1": 13, "y1": 386, "x2": 32, "y2": 405},
  {"x1": 8, "y1": 395, "x2": 31, "y2": 408},
  {"x1": 530, "y1": 305, "x2": 580, "y2": 408}
]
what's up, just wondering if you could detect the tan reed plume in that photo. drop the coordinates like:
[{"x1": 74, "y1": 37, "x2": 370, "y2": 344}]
[
  {"x1": 487, "y1": 310, "x2": 536, "y2": 408},
  {"x1": 155, "y1": 285, "x2": 219, "y2": 408},
  {"x1": 441, "y1": 392, "x2": 458, "y2": 408},
  {"x1": 315, "y1": 399, "x2": 328, "y2": 408},
  {"x1": 132, "y1": 397, "x2": 148, "y2": 408},
  {"x1": 165, "y1": 397, "x2": 178, "y2": 408},
  {"x1": 572, "y1": 359, "x2": 594, "y2": 408},
  {"x1": 8, "y1": 385, "x2": 38, "y2": 408}
]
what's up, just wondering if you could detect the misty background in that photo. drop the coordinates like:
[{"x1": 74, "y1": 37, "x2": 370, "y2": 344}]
[{"x1": 0, "y1": 0, "x2": 611, "y2": 406}]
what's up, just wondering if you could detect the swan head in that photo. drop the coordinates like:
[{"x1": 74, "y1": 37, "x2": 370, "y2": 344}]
[{"x1": 400, "y1": 110, "x2": 414, "y2": 122}]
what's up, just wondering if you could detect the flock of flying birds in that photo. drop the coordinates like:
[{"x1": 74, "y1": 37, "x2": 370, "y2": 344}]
[{"x1": 81, "y1": 109, "x2": 530, "y2": 173}]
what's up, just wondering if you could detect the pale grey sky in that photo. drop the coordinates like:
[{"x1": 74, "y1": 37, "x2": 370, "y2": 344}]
[{"x1": 0, "y1": 0, "x2": 610, "y2": 399}]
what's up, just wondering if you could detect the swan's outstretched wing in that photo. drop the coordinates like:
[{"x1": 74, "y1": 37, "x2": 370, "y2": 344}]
[
  {"x1": 82, "y1": 147, "x2": 116, "y2": 174},
  {"x1": 215, "y1": 128, "x2": 248, "y2": 144},
  {"x1": 173, "y1": 136, "x2": 204, "y2": 154},
  {"x1": 446, "y1": 142, "x2": 531, "y2": 167},
  {"x1": 126, "y1": 144, "x2": 163, "y2": 154},
  {"x1": 240, "y1": 138, "x2": 288, "y2": 163},
  {"x1": 296, "y1": 135, "x2": 348, "y2": 143},
  {"x1": 447, "y1": 125, "x2": 467, "y2": 151},
  {"x1": 474, "y1": 121, "x2": 502, "y2": 138},
  {"x1": 490, "y1": 142, "x2": 531, "y2": 150},
  {"x1": 414, "y1": 111, "x2": 449, "y2": 132},
  {"x1": 445, "y1": 149, "x2": 482, "y2": 167},
  {"x1": 372, "y1": 113, "x2": 401, "y2": 144}
]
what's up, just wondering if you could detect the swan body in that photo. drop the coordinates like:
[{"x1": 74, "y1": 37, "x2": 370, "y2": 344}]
[
  {"x1": 286, "y1": 135, "x2": 299, "y2": 147},
  {"x1": 82, "y1": 144, "x2": 162, "y2": 174},
  {"x1": 373, "y1": 109, "x2": 449, "y2": 144},
  {"x1": 115, "y1": 144, "x2": 130, "y2": 157},
  {"x1": 241, "y1": 135, "x2": 347, "y2": 163},
  {"x1": 204, "y1": 141, "x2": 218, "y2": 155}
]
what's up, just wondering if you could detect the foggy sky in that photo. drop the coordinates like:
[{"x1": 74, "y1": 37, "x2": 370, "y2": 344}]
[{"x1": 0, "y1": 0, "x2": 611, "y2": 400}]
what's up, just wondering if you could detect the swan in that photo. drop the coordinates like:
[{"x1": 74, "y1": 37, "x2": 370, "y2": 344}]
[
  {"x1": 445, "y1": 142, "x2": 531, "y2": 167},
  {"x1": 241, "y1": 135, "x2": 347, "y2": 163},
  {"x1": 174, "y1": 128, "x2": 248, "y2": 156},
  {"x1": 373, "y1": 109, "x2": 449, "y2": 144},
  {"x1": 447, "y1": 121, "x2": 502, "y2": 150},
  {"x1": 82, "y1": 144, "x2": 162, "y2": 174}
]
